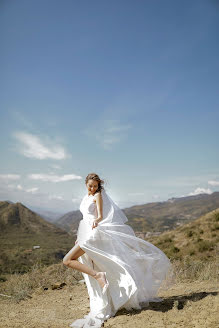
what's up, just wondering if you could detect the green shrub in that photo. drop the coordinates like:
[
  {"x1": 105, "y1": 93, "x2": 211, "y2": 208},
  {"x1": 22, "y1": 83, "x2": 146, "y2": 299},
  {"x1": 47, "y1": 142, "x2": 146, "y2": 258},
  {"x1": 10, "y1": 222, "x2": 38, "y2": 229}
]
[
  {"x1": 163, "y1": 237, "x2": 173, "y2": 243},
  {"x1": 186, "y1": 230, "x2": 194, "y2": 237},
  {"x1": 211, "y1": 224, "x2": 219, "y2": 231},
  {"x1": 173, "y1": 246, "x2": 180, "y2": 253},
  {"x1": 168, "y1": 246, "x2": 180, "y2": 254},
  {"x1": 214, "y1": 213, "x2": 219, "y2": 222},
  {"x1": 198, "y1": 240, "x2": 214, "y2": 252},
  {"x1": 0, "y1": 276, "x2": 7, "y2": 282}
]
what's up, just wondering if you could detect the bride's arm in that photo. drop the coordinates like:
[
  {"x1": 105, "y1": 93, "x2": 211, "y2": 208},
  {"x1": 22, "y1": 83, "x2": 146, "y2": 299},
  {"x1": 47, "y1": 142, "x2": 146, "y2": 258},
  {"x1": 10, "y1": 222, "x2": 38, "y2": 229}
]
[
  {"x1": 92, "y1": 192, "x2": 103, "y2": 229},
  {"x1": 95, "y1": 191, "x2": 103, "y2": 222}
]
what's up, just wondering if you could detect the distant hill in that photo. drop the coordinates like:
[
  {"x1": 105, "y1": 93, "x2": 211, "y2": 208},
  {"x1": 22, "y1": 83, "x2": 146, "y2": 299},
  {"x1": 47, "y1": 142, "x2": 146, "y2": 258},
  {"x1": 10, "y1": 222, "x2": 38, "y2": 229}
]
[
  {"x1": 124, "y1": 191, "x2": 219, "y2": 232},
  {"x1": 56, "y1": 210, "x2": 83, "y2": 235},
  {"x1": 29, "y1": 206, "x2": 65, "y2": 223},
  {"x1": 146, "y1": 207, "x2": 219, "y2": 261},
  {"x1": 55, "y1": 192, "x2": 219, "y2": 235},
  {"x1": 0, "y1": 201, "x2": 75, "y2": 274}
]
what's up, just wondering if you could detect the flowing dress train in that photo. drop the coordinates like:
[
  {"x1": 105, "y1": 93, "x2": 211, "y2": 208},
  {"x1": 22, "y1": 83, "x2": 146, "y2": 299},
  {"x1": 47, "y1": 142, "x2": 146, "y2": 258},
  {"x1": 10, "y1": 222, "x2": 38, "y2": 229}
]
[{"x1": 69, "y1": 189, "x2": 175, "y2": 328}]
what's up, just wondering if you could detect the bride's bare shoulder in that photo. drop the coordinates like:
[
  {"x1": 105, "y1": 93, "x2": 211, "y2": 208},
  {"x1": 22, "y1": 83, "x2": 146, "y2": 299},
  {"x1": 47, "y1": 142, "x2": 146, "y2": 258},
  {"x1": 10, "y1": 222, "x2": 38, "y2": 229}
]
[{"x1": 93, "y1": 191, "x2": 103, "y2": 202}]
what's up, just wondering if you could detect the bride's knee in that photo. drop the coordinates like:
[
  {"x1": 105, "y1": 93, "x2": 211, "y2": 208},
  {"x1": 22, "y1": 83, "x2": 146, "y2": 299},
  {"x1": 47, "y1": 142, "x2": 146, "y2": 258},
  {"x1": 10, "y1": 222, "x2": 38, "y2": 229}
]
[
  {"x1": 63, "y1": 255, "x2": 79, "y2": 266},
  {"x1": 63, "y1": 257, "x2": 72, "y2": 266},
  {"x1": 62, "y1": 258, "x2": 68, "y2": 266}
]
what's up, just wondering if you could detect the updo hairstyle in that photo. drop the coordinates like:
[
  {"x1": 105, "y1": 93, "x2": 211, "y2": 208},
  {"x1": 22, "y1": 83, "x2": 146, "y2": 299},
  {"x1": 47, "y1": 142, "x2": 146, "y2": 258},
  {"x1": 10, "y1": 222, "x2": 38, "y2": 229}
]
[{"x1": 85, "y1": 173, "x2": 105, "y2": 194}]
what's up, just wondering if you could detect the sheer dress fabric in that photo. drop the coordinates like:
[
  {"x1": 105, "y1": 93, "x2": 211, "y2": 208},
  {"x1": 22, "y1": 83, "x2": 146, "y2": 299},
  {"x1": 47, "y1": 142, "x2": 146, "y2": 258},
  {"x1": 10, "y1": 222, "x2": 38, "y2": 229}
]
[{"x1": 70, "y1": 189, "x2": 175, "y2": 328}]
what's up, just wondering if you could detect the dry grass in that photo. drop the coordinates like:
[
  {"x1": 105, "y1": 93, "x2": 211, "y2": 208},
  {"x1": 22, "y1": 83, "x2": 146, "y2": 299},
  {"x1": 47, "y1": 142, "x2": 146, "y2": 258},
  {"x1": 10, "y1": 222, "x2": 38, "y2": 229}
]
[
  {"x1": 0, "y1": 254, "x2": 218, "y2": 304},
  {"x1": 171, "y1": 255, "x2": 219, "y2": 283},
  {"x1": 147, "y1": 209, "x2": 219, "y2": 261},
  {"x1": 0, "y1": 262, "x2": 82, "y2": 303}
]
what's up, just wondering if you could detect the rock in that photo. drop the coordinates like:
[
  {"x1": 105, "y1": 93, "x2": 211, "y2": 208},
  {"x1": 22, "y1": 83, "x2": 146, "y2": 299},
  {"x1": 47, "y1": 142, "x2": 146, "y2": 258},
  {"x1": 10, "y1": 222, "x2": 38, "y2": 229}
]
[{"x1": 51, "y1": 282, "x2": 66, "y2": 290}]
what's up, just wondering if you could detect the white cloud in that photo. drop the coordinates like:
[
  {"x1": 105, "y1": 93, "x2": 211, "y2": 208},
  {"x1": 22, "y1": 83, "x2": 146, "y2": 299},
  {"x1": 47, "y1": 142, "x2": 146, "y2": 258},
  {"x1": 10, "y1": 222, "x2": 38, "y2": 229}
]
[
  {"x1": 7, "y1": 184, "x2": 39, "y2": 194},
  {"x1": 0, "y1": 174, "x2": 20, "y2": 180},
  {"x1": 17, "y1": 184, "x2": 23, "y2": 190},
  {"x1": 0, "y1": 183, "x2": 73, "y2": 212},
  {"x1": 13, "y1": 131, "x2": 68, "y2": 160},
  {"x1": 208, "y1": 180, "x2": 219, "y2": 186},
  {"x1": 28, "y1": 173, "x2": 82, "y2": 182},
  {"x1": 152, "y1": 194, "x2": 160, "y2": 199},
  {"x1": 11, "y1": 110, "x2": 35, "y2": 129},
  {"x1": 26, "y1": 187, "x2": 39, "y2": 193},
  {"x1": 100, "y1": 120, "x2": 131, "y2": 149},
  {"x1": 49, "y1": 195, "x2": 64, "y2": 200},
  {"x1": 188, "y1": 187, "x2": 212, "y2": 196},
  {"x1": 83, "y1": 119, "x2": 132, "y2": 150},
  {"x1": 72, "y1": 198, "x2": 81, "y2": 203}
]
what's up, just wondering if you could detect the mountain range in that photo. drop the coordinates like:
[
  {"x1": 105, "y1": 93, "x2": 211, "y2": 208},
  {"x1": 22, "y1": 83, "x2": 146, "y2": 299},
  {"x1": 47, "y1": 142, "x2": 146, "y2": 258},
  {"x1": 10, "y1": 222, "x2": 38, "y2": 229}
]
[
  {"x1": 1, "y1": 191, "x2": 219, "y2": 274},
  {"x1": 55, "y1": 191, "x2": 219, "y2": 235}
]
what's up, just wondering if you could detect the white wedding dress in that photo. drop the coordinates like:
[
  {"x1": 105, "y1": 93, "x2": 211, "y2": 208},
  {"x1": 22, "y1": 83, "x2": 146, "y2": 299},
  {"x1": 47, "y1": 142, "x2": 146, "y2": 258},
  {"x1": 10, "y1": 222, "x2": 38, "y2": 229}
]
[{"x1": 70, "y1": 189, "x2": 175, "y2": 328}]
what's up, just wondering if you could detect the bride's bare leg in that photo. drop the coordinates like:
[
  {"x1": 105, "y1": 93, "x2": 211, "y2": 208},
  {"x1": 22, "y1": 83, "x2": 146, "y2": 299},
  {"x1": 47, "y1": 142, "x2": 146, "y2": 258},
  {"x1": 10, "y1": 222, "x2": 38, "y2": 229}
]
[{"x1": 63, "y1": 244, "x2": 107, "y2": 288}]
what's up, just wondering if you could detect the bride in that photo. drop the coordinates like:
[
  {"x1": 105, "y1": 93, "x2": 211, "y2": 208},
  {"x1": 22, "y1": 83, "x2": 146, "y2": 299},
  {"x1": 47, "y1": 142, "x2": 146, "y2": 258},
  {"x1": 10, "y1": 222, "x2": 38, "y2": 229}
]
[{"x1": 63, "y1": 173, "x2": 175, "y2": 328}]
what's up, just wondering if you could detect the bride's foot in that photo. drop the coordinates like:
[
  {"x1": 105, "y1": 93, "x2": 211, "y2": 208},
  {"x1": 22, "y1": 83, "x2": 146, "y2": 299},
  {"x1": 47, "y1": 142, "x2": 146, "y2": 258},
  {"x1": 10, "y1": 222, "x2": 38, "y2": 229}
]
[{"x1": 94, "y1": 272, "x2": 109, "y2": 291}]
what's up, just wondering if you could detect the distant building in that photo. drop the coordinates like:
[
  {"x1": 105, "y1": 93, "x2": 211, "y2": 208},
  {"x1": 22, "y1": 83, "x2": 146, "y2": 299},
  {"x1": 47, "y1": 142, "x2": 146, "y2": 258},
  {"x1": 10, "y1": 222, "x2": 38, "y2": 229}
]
[{"x1": 33, "y1": 245, "x2": 40, "y2": 249}]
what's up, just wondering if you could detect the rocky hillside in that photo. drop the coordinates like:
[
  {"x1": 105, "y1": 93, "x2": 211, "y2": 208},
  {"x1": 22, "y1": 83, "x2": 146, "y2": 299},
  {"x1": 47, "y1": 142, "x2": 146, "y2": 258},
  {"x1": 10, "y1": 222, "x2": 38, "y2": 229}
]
[
  {"x1": 125, "y1": 191, "x2": 219, "y2": 232},
  {"x1": 146, "y1": 208, "x2": 219, "y2": 261},
  {"x1": 0, "y1": 201, "x2": 75, "y2": 274}
]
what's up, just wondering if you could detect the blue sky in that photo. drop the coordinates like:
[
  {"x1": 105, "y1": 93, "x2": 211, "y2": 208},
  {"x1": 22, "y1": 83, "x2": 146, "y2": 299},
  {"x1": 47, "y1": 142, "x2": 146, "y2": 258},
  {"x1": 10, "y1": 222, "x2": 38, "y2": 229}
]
[{"x1": 0, "y1": 0, "x2": 219, "y2": 213}]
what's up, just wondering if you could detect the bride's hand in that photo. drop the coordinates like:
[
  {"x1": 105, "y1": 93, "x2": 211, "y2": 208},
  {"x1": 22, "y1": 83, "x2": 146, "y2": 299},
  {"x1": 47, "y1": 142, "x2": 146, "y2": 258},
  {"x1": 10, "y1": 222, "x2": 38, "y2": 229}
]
[{"x1": 92, "y1": 218, "x2": 101, "y2": 229}]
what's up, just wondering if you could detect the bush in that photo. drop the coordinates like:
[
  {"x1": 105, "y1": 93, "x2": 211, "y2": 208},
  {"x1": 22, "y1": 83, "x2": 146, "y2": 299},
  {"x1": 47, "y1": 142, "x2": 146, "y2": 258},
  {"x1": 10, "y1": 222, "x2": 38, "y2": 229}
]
[
  {"x1": 163, "y1": 237, "x2": 173, "y2": 243},
  {"x1": 198, "y1": 240, "x2": 215, "y2": 252},
  {"x1": 167, "y1": 246, "x2": 180, "y2": 257},
  {"x1": 211, "y1": 224, "x2": 219, "y2": 231},
  {"x1": 186, "y1": 230, "x2": 193, "y2": 237},
  {"x1": 172, "y1": 246, "x2": 180, "y2": 253},
  {"x1": 0, "y1": 276, "x2": 7, "y2": 282},
  {"x1": 214, "y1": 212, "x2": 219, "y2": 222}
]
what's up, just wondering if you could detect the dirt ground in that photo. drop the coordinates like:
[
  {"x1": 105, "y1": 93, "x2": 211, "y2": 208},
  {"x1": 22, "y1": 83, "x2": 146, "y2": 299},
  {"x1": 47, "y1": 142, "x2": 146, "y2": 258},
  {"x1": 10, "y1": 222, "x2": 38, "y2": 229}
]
[{"x1": 0, "y1": 280, "x2": 218, "y2": 328}]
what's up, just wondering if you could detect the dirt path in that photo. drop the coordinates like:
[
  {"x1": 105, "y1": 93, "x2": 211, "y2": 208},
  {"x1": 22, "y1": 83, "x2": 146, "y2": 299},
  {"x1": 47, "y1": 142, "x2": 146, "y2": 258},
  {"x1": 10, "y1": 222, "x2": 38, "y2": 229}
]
[{"x1": 0, "y1": 280, "x2": 218, "y2": 328}]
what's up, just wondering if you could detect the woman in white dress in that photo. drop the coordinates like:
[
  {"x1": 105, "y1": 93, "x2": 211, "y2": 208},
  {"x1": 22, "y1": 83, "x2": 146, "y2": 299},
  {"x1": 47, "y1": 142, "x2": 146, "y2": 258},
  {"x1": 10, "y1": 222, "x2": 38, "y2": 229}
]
[{"x1": 63, "y1": 173, "x2": 175, "y2": 328}]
